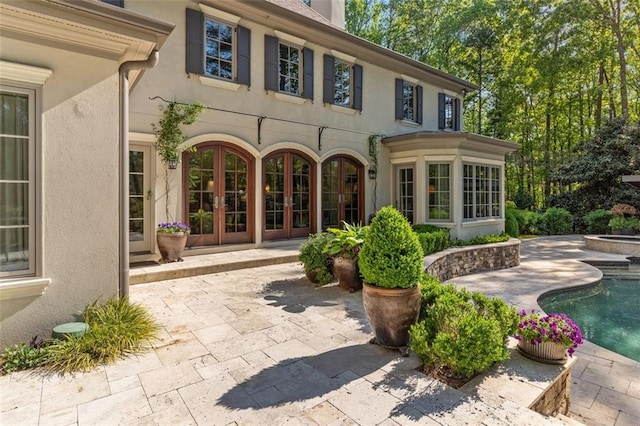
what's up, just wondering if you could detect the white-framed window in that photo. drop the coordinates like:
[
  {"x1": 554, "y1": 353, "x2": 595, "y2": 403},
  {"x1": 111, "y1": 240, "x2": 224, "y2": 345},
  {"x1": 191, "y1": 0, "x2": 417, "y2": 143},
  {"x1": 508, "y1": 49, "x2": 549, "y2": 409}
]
[
  {"x1": 427, "y1": 163, "x2": 451, "y2": 221},
  {"x1": 438, "y1": 93, "x2": 461, "y2": 130},
  {"x1": 1, "y1": 86, "x2": 36, "y2": 277},
  {"x1": 333, "y1": 59, "x2": 352, "y2": 106},
  {"x1": 205, "y1": 17, "x2": 234, "y2": 80},
  {"x1": 403, "y1": 82, "x2": 416, "y2": 121},
  {"x1": 323, "y1": 54, "x2": 363, "y2": 110},
  {"x1": 463, "y1": 164, "x2": 501, "y2": 220},
  {"x1": 444, "y1": 95, "x2": 455, "y2": 129},
  {"x1": 279, "y1": 42, "x2": 301, "y2": 95},
  {"x1": 397, "y1": 165, "x2": 415, "y2": 224}
]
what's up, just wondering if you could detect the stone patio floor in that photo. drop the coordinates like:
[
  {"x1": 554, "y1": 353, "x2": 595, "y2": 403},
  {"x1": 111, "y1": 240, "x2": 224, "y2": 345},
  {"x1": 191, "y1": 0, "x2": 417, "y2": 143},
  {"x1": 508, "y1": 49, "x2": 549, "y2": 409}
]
[{"x1": 1, "y1": 235, "x2": 638, "y2": 425}]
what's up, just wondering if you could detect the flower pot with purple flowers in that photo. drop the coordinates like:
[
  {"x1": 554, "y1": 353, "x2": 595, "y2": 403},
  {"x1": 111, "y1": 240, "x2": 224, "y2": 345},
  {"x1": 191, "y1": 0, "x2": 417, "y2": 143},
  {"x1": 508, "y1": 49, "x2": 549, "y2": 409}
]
[
  {"x1": 514, "y1": 310, "x2": 584, "y2": 365},
  {"x1": 156, "y1": 222, "x2": 191, "y2": 263}
]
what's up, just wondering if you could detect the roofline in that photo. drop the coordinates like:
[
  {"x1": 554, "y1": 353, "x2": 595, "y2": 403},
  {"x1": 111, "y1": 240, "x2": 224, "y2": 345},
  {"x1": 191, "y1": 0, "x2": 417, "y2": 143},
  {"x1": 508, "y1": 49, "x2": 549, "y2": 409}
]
[
  {"x1": 46, "y1": 0, "x2": 175, "y2": 46},
  {"x1": 207, "y1": 0, "x2": 477, "y2": 93},
  {"x1": 383, "y1": 131, "x2": 519, "y2": 154}
]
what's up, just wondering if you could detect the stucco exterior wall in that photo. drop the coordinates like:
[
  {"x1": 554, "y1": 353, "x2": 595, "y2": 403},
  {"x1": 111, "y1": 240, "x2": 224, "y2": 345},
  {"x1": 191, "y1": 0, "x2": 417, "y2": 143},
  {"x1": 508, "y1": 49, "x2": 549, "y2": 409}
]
[
  {"x1": 126, "y1": 0, "x2": 464, "y2": 227},
  {"x1": 0, "y1": 39, "x2": 120, "y2": 346}
]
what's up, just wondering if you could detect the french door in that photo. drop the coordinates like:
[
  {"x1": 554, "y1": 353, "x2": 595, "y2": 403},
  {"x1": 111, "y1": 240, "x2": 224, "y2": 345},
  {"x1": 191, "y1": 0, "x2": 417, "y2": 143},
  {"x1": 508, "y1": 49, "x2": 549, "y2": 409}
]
[
  {"x1": 396, "y1": 165, "x2": 415, "y2": 224},
  {"x1": 183, "y1": 143, "x2": 253, "y2": 246},
  {"x1": 322, "y1": 156, "x2": 363, "y2": 228},
  {"x1": 129, "y1": 145, "x2": 153, "y2": 253},
  {"x1": 263, "y1": 151, "x2": 314, "y2": 240}
]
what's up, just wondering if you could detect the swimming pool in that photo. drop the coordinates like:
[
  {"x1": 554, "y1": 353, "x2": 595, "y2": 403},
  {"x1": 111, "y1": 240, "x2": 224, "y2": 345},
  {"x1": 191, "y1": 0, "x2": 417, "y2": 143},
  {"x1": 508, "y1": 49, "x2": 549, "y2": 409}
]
[{"x1": 538, "y1": 272, "x2": 640, "y2": 362}]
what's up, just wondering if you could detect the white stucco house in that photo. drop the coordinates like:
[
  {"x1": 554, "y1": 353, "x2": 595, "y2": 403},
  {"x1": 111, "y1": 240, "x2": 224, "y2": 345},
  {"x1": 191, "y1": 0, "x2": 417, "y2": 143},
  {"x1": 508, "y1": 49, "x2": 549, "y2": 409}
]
[{"x1": 0, "y1": 0, "x2": 517, "y2": 346}]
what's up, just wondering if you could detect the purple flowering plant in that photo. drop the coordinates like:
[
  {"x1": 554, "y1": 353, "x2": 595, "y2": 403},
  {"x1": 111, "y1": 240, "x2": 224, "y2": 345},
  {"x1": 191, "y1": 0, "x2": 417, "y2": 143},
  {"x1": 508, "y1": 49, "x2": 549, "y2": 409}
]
[
  {"x1": 157, "y1": 222, "x2": 191, "y2": 235},
  {"x1": 515, "y1": 310, "x2": 584, "y2": 356}
]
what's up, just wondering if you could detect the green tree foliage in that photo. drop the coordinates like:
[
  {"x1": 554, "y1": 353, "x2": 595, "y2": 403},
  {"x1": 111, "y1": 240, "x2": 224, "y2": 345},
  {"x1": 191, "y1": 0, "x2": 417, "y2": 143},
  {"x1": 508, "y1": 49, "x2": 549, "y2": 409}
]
[
  {"x1": 345, "y1": 0, "x2": 640, "y2": 209},
  {"x1": 548, "y1": 120, "x2": 640, "y2": 216}
]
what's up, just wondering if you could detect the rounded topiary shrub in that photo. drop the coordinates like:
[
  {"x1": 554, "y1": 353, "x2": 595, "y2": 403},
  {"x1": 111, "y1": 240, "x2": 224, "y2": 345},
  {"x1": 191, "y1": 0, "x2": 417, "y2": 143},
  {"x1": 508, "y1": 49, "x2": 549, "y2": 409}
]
[
  {"x1": 584, "y1": 209, "x2": 613, "y2": 234},
  {"x1": 358, "y1": 206, "x2": 424, "y2": 288}
]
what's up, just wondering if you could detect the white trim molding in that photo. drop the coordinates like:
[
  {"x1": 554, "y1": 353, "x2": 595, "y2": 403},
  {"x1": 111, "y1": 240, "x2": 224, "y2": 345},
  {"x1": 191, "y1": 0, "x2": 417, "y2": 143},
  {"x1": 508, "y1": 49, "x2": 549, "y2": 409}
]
[
  {"x1": 199, "y1": 4, "x2": 241, "y2": 24},
  {"x1": 390, "y1": 157, "x2": 418, "y2": 165},
  {"x1": 199, "y1": 76, "x2": 241, "y2": 91},
  {"x1": 330, "y1": 49, "x2": 356, "y2": 64},
  {"x1": 0, "y1": 278, "x2": 50, "y2": 301},
  {"x1": 274, "y1": 30, "x2": 306, "y2": 47},
  {"x1": 330, "y1": 104, "x2": 356, "y2": 115},
  {"x1": 274, "y1": 92, "x2": 307, "y2": 104},
  {"x1": 0, "y1": 60, "x2": 52, "y2": 85},
  {"x1": 400, "y1": 74, "x2": 419, "y2": 85},
  {"x1": 183, "y1": 133, "x2": 261, "y2": 158}
]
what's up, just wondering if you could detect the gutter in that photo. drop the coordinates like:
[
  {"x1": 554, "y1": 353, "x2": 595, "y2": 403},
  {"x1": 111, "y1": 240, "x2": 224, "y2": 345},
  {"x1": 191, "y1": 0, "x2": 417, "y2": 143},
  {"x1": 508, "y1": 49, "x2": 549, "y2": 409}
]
[{"x1": 118, "y1": 50, "x2": 159, "y2": 298}]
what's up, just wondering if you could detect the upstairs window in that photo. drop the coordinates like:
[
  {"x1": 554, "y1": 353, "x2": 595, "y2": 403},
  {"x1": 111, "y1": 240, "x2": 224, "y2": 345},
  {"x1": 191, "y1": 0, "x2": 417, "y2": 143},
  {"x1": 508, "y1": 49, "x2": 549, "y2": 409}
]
[
  {"x1": 186, "y1": 8, "x2": 251, "y2": 86},
  {"x1": 264, "y1": 35, "x2": 314, "y2": 99},
  {"x1": 438, "y1": 93, "x2": 461, "y2": 130},
  {"x1": 323, "y1": 54, "x2": 362, "y2": 110},
  {"x1": 205, "y1": 19, "x2": 234, "y2": 80},
  {"x1": 100, "y1": 0, "x2": 124, "y2": 7},
  {"x1": 395, "y1": 78, "x2": 423, "y2": 123}
]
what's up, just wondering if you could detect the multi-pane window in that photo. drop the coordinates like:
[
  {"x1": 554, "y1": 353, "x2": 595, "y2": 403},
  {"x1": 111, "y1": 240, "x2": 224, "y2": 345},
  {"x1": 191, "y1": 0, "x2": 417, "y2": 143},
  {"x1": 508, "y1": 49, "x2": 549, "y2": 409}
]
[
  {"x1": 1, "y1": 88, "x2": 34, "y2": 277},
  {"x1": 205, "y1": 18, "x2": 233, "y2": 80},
  {"x1": 402, "y1": 82, "x2": 416, "y2": 121},
  {"x1": 398, "y1": 166, "x2": 414, "y2": 224},
  {"x1": 444, "y1": 95, "x2": 455, "y2": 129},
  {"x1": 333, "y1": 59, "x2": 351, "y2": 106},
  {"x1": 463, "y1": 164, "x2": 501, "y2": 220},
  {"x1": 279, "y1": 43, "x2": 300, "y2": 95},
  {"x1": 428, "y1": 164, "x2": 450, "y2": 221}
]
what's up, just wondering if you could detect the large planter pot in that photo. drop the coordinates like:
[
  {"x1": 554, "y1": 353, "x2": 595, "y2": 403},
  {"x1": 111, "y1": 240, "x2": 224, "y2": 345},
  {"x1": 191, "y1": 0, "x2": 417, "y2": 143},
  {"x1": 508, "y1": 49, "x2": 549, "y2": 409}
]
[
  {"x1": 332, "y1": 256, "x2": 362, "y2": 292},
  {"x1": 517, "y1": 340, "x2": 568, "y2": 365},
  {"x1": 362, "y1": 283, "x2": 421, "y2": 348},
  {"x1": 157, "y1": 232, "x2": 188, "y2": 263}
]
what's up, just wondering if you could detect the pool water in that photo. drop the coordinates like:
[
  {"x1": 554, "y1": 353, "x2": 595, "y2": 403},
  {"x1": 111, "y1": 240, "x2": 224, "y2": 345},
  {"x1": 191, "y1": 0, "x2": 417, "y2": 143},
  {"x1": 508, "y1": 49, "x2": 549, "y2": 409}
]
[{"x1": 538, "y1": 273, "x2": 640, "y2": 362}]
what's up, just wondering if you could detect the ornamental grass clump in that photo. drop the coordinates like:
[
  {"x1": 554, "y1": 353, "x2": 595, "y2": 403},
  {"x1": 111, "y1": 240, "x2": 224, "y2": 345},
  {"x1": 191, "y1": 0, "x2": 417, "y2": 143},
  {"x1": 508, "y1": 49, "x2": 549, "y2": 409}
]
[{"x1": 515, "y1": 310, "x2": 584, "y2": 356}]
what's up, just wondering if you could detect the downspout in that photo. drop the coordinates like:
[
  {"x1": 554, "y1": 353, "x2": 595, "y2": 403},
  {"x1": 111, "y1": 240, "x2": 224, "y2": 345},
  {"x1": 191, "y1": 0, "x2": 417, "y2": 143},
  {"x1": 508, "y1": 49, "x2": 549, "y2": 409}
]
[{"x1": 118, "y1": 50, "x2": 159, "y2": 298}]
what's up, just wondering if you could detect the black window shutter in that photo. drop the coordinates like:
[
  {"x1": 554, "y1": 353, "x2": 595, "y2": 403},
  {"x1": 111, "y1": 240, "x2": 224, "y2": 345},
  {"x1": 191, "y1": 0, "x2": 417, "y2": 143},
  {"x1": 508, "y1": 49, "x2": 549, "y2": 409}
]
[
  {"x1": 185, "y1": 9, "x2": 204, "y2": 74},
  {"x1": 237, "y1": 25, "x2": 251, "y2": 86},
  {"x1": 395, "y1": 78, "x2": 404, "y2": 120},
  {"x1": 454, "y1": 98, "x2": 461, "y2": 130},
  {"x1": 353, "y1": 64, "x2": 363, "y2": 110},
  {"x1": 438, "y1": 93, "x2": 446, "y2": 129},
  {"x1": 416, "y1": 85, "x2": 423, "y2": 125},
  {"x1": 264, "y1": 35, "x2": 278, "y2": 91},
  {"x1": 302, "y1": 47, "x2": 314, "y2": 99},
  {"x1": 323, "y1": 55, "x2": 335, "y2": 104}
]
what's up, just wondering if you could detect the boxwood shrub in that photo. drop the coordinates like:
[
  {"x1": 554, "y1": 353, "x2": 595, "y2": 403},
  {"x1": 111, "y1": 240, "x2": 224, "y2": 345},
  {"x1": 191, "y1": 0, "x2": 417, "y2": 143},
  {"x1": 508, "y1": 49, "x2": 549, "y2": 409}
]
[{"x1": 410, "y1": 274, "x2": 518, "y2": 381}]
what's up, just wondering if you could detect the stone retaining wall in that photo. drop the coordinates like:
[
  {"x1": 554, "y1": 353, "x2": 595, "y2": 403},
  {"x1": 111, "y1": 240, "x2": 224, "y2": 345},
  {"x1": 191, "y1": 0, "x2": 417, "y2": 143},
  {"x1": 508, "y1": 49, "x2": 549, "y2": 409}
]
[{"x1": 424, "y1": 239, "x2": 521, "y2": 281}]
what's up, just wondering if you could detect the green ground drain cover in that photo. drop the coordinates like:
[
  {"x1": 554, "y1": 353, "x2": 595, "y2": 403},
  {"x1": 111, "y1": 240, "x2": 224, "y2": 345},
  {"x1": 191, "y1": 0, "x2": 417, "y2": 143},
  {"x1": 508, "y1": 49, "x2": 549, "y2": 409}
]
[{"x1": 52, "y1": 322, "x2": 89, "y2": 339}]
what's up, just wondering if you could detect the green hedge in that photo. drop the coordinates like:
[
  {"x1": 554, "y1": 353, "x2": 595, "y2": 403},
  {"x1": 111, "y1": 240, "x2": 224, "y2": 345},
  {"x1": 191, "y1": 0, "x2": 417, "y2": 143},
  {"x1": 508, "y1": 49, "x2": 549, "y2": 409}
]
[{"x1": 412, "y1": 225, "x2": 451, "y2": 256}]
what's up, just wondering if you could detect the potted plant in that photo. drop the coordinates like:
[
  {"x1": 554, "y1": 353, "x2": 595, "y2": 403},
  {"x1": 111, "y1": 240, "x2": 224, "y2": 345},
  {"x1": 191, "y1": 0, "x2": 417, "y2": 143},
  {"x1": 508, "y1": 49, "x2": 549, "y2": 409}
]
[
  {"x1": 156, "y1": 222, "x2": 191, "y2": 263},
  {"x1": 298, "y1": 232, "x2": 334, "y2": 285},
  {"x1": 609, "y1": 203, "x2": 639, "y2": 235},
  {"x1": 324, "y1": 222, "x2": 367, "y2": 292},
  {"x1": 358, "y1": 206, "x2": 424, "y2": 350},
  {"x1": 515, "y1": 310, "x2": 584, "y2": 364},
  {"x1": 608, "y1": 216, "x2": 639, "y2": 235}
]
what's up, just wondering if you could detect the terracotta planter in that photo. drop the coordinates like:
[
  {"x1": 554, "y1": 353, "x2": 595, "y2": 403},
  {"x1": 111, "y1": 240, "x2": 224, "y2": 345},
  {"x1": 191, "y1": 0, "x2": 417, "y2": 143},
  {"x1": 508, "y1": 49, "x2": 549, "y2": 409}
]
[
  {"x1": 157, "y1": 232, "x2": 188, "y2": 263},
  {"x1": 517, "y1": 340, "x2": 568, "y2": 365},
  {"x1": 332, "y1": 256, "x2": 362, "y2": 291},
  {"x1": 362, "y1": 283, "x2": 421, "y2": 348}
]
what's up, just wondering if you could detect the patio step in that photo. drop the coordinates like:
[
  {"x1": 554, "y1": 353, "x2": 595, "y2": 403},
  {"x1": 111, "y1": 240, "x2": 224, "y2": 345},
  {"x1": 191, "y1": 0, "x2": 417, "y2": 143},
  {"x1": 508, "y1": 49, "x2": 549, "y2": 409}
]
[{"x1": 129, "y1": 245, "x2": 301, "y2": 284}]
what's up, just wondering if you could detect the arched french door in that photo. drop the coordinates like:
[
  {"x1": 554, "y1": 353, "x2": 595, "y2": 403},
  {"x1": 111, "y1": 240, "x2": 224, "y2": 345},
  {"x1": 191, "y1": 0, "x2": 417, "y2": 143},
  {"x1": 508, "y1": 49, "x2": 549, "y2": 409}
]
[
  {"x1": 322, "y1": 156, "x2": 364, "y2": 228},
  {"x1": 183, "y1": 142, "x2": 254, "y2": 246},
  {"x1": 263, "y1": 150, "x2": 315, "y2": 240}
]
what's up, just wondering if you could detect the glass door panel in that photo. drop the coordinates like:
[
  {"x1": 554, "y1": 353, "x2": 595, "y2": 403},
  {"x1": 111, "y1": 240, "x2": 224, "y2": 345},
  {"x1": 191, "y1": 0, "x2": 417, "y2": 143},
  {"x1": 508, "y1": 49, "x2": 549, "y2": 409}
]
[
  {"x1": 129, "y1": 145, "x2": 152, "y2": 253},
  {"x1": 263, "y1": 151, "x2": 313, "y2": 240},
  {"x1": 185, "y1": 144, "x2": 252, "y2": 246},
  {"x1": 321, "y1": 156, "x2": 363, "y2": 229}
]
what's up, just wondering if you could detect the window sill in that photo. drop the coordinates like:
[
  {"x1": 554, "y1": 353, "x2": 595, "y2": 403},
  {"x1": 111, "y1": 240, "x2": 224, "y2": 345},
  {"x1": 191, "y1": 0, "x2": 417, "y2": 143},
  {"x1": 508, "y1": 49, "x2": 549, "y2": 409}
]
[
  {"x1": 330, "y1": 104, "x2": 356, "y2": 115},
  {"x1": 400, "y1": 119, "x2": 420, "y2": 127},
  {"x1": 274, "y1": 92, "x2": 307, "y2": 105},
  {"x1": 461, "y1": 218, "x2": 504, "y2": 228},
  {"x1": 0, "y1": 277, "x2": 51, "y2": 301},
  {"x1": 199, "y1": 76, "x2": 241, "y2": 91}
]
